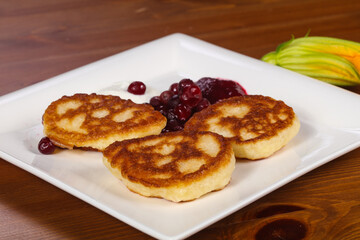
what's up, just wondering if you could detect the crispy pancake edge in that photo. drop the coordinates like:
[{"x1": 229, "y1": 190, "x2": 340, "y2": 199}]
[
  {"x1": 43, "y1": 93, "x2": 167, "y2": 151},
  {"x1": 184, "y1": 95, "x2": 300, "y2": 159},
  {"x1": 102, "y1": 131, "x2": 236, "y2": 202}
]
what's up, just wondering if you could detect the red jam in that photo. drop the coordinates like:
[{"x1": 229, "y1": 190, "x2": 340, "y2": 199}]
[
  {"x1": 149, "y1": 77, "x2": 247, "y2": 132},
  {"x1": 196, "y1": 77, "x2": 247, "y2": 104}
]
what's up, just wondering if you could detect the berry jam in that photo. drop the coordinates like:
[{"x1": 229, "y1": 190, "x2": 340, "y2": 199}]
[
  {"x1": 38, "y1": 137, "x2": 56, "y2": 154},
  {"x1": 196, "y1": 77, "x2": 247, "y2": 104},
  {"x1": 127, "y1": 81, "x2": 146, "y2": 95},
  {"x1": 149, "y1": 77, "x2": 247, "y2": 132}
]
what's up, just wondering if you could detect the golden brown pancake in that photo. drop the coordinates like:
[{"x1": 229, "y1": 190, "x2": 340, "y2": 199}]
[
  {"x1": 42, "y1": 93, "x2": 167, "y2": 151},
  {"x1": 184, "y1": 95, "x2": 300, "y2": 160},
  {"x1": 103, "y1": 131, "x2": 235, "y2": 202}
]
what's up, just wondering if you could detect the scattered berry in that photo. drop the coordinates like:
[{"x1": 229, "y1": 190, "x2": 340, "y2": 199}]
[
  {"x1": 127, "y1": 81, "x2": 146, "y2": 95},
  {"x1": 38, "y1": 137, "x2": 56, "y2": 154}
]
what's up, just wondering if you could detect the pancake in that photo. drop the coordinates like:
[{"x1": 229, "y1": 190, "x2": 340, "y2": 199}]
[
  {"x1": 184, "y1": 95, "x2": 300, "y2": 160},
  {"x1": 103, "y1": 131, "x2": 235, "y2": 202},
  {"x1": 42, "y1": 93, "x2": 167, "y2": 151}
]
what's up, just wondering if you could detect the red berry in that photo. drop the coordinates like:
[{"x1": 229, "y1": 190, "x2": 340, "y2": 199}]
[
  {"x1": 180, "y1": 84, "x2": 202, "y2": 107},
  {"x1": 179, "y1": 79, "x2": 194, "y2": 91},
  {"x1": 167, "y1": 119, "x2": 183, "y2": 131},
  {"x1": 150, "y1": 96, "x2": 162, "y2": 108},
  {"x1": 127, "y1": 81, "x2": 146, "y2": 95},
  {"x1": 174, "y1": 104, "x2": 192, "y2": 122},
  {"x1": 169, "y1": 83, "x2": 179, "y2": 94},
  {"x1": 160, "y1": 90, "x2": 174, "y2": 104},
  {"x1": 157, "y1": 104, "x2": 168, "y2": 116},
  {"x1": 38, "y1": 137, "x2": 56, "y2": 154},
  {"x1": 166, "y1": 108, "x2": 177, "y2": 120},
  {"x1": 195, "y1": 98, "x2": 210, "y2": 112},
  {"x1": 167, "y1": 95, "x2": 180, "y2": 109}
]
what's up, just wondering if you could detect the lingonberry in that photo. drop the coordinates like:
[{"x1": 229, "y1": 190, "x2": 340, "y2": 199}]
[
  {"x1": 174, "y1": 104, "x2": 192, "y2": 122},
  {"x1": 150, "y1": 96, "x2": 162, "y2": 109},
  {"x1": 194, "y1": 98, "x2": 210, "y2": 112},
  {"x1": 179, "y1": 79, "x2": 195, "y2": 91},
  {"x1": 127, "y1": 81, "x2": 146, "y2": 95},
  {"x1": 179, "y1": 84, "x2": 202, "y2": 107},
  {"x1": 167, "y1": 95, "x2": 180, "y2": 109},
  {"x1": 169, "y1": 83, "x2": 179, "y2": 94},
  {"x1": 160, "y1": 90, "x2": 174, "y2": 104},
  {"x1": 38, "y1": 137, "x2": 56, "y2": 154}
]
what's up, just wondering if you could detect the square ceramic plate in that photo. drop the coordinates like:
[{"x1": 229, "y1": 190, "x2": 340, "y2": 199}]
[{"x1": 1, "y1": 33, "x2": 360, "y2": 240}]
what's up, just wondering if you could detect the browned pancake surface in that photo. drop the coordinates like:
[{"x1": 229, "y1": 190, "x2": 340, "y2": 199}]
[
  {"x1": 43, "y1": 93, "x2": 167, "y2": 151},
  {"x1": 103, "y1": 131, "x2": 234, "y2": 188},
  {"x1": 184, "y1": 95, "x2": 300, "y2": 159}
]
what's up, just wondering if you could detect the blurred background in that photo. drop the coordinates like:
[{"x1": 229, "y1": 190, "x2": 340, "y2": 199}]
[{"x1": 2, "y1": 0, "x2": 360, "y2": 95}]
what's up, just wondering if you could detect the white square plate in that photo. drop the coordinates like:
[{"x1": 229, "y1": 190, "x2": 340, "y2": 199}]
[{"x1": 1, "y1": 33, "x2": 360, "y2": 240}]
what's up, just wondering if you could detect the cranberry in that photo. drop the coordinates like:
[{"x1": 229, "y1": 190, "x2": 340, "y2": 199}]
[
  {"x1": 38, "y1": 137, "x2": 56, "y2": 154},
  {"x1": 179, "y1": 79, "x2": 194, "y2": 90},
  {"x1": 174, "y1": 104, "x2": 192, "y2": 122},
  {"x1": 157, "y1": 104, "x2": 168, "y2": 116},
  {"x1": 160, "y1": 90, "x2": 174, "y2": 104},
  {"x1": 167, "y1": 108, "x2": 178, "y2": 120},
  {"x1": 127, "y1": 81, "x2": 146, "y2": 95},
  {"x1": 195, "y1": 98, "x2": 210, "y2": 112},
  {"x1": 167, "y1": 119, "x2": 183, "y2": 131},
  {"x1": 167, "y1": 95, "x2": 180, "y2": 109},
  {"x1": 150, "y1": 96, "x2": 162, "y2": 108},
  {"x1": 169, "y1": 83, "x2": 179, "y2": 94},
  {"x1": 179, "y1": 84, "x2": 202, "y2": 107}
]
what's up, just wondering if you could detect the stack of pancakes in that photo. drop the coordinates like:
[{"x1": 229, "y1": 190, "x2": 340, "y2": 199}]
[{"x1": 42, "y1": 93, "x2": 300, "y2": 202}]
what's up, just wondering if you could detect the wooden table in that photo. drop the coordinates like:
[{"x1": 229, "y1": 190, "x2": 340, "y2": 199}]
[{"x1": 1, "y1": 1, "x2": 360, "y2": 239}]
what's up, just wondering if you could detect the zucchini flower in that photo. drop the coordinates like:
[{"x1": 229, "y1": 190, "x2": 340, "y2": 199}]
[{"x1": 262, "y1": 36, "x2": 360, "y2": 86}]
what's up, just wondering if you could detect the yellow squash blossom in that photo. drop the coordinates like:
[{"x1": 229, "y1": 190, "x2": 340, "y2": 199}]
[{"x1": 262, "y1": 36, "x2": 360, "y2": 86}]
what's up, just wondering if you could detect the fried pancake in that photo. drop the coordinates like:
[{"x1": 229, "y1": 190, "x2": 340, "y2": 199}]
[
  {"x1": 184, "y1": 95, "x2": 300, "y2": 160},
  {"x1": 103, "y1": 131, "x2": 235, "y2": 202},
  {"x1": 42, "y1": 93, "x2": 167, "y2": 151}
]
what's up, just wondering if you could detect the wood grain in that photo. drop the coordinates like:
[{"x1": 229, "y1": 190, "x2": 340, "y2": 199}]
[{"x1": 1, "y1": 0, "x2": 360, "y2": 239}]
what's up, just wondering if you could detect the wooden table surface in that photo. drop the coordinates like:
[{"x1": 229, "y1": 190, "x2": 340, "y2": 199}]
[{"x1": 1, "y1": 1, "x2": 360, "y2": 239}]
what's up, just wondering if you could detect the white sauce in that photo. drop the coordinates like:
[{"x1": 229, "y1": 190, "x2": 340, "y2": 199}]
[{"x1": 97, "y1": 81, "x2": 160, "y2": 104}]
